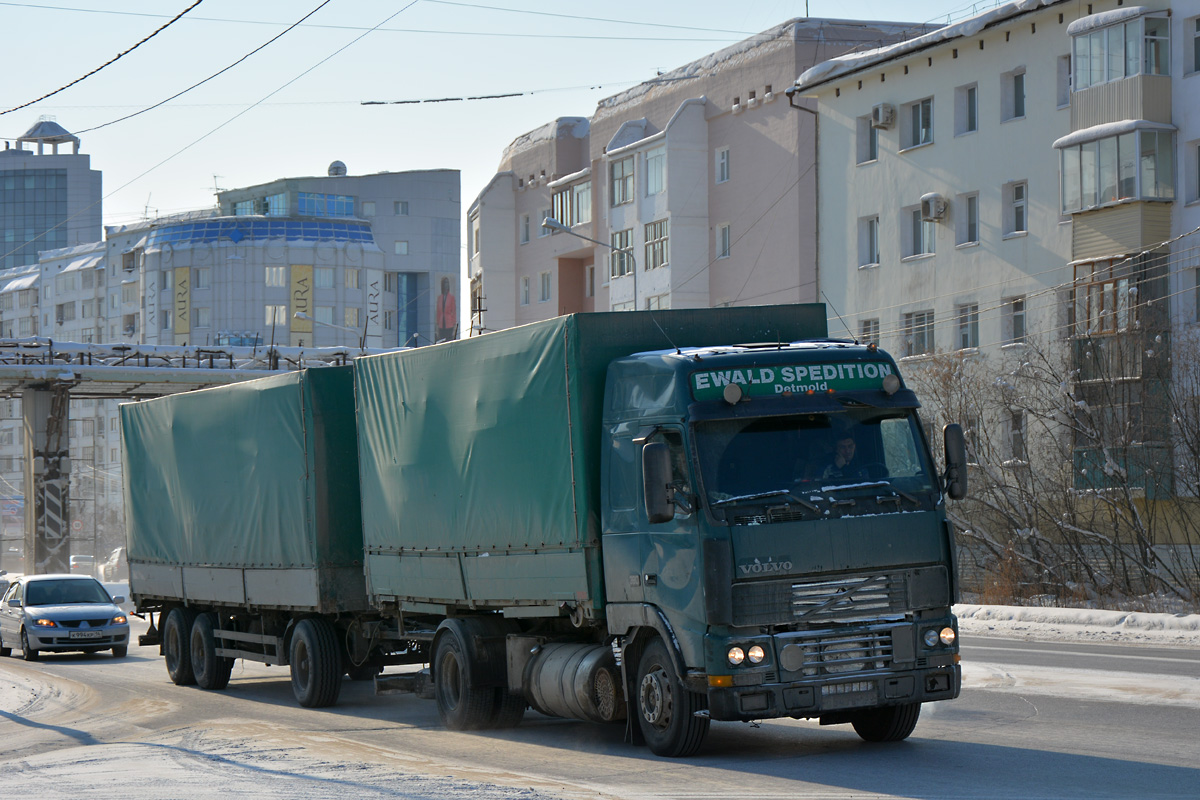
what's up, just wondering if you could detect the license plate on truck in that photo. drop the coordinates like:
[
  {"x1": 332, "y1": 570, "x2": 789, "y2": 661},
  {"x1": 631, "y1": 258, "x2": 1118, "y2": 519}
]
[{"x1": 69, "y1": 630, "x2": 103, "y2": 640}]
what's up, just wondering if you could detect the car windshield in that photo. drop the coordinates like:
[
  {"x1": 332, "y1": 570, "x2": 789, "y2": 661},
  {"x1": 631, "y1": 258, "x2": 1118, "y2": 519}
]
[
  {"x1": 695, "y1": 410, "x2": 937, "y2": 516},
  {"x1": 25, "y1": 579, "x2": 111, "y2": 606}
]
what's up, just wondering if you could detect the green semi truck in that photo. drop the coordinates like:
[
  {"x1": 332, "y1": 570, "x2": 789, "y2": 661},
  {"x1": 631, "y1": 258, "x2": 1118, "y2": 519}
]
[{"x1": 123, "y1": 304, "x2": 966, "y2": 757}]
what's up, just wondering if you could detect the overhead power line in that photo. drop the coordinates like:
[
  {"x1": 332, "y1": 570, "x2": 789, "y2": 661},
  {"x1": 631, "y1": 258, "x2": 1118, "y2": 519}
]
[{"x1": 0, "y1": 0, "x2": 206, "y2": 116}]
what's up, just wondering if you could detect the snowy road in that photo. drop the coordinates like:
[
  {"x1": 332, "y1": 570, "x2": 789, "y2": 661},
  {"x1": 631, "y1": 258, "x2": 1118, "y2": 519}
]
[{"x1": 0, "y1": 608, "x2": 1197, "y2": 799}]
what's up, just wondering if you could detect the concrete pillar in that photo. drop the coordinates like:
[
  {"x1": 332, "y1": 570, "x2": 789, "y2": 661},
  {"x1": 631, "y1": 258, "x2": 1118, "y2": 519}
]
[{"x1": 22, "y1": 385, "x2": 71, "y2": 574}]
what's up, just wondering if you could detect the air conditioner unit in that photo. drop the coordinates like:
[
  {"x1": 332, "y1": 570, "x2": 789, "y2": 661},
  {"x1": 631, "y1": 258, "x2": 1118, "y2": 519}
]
[
  {"x1": 871, "y1": 103, "x2": 895, "y2": 128},
  {"x1": 921, "y1": 193, "x2": 948, "y2": 221}
]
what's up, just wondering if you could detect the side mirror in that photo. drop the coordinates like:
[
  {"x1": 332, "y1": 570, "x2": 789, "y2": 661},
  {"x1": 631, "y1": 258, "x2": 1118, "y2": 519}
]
[
  {"x1": 111, "y1": 596, "x2": 126, "y2": 605},
  {"x1": 943, "y1": 423, "x2": 968, "y2": 500},
  {"x1": 642, "y1": 442, "x2": 675, "y2": 524}
]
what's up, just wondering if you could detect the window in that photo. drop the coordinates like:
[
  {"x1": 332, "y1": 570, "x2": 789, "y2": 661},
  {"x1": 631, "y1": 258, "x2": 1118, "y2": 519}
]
[
  {"x1": 472, "y1": 222, "x2": 481, "y2": 255},
  {"x1": 384, "y1": 272, "x2": 397, "y2": 293},
  {"x1": 195, "y1": 307, "x2": 211, "y2": 328},
  {"x1": 383, "y1": 310, "x2": 395, "y2": 330},
  {"x1": 957, "y1": 193, "x2": 979, "y2": 246},
  {"x1": 233, "y1": 199, "x2": 255, "y2": 216},
  {"x1": 194, "y1": 267, "x2": 210, "y2": 289},
  {"x1": 266, "y1": 194, "x2": 287, "y2": 216},
  {"x1": 1008, "y1": 410, "x2": 1027, "y2": 461},
  {"x1": 551, "y1": 181, "x2": 592, "y2": 227},
  {"x1": 955, "y1": 84, "x2": 978, "y2": 135},
  {"x1": 611, "y1": 300, "x2": 634, "y2": 312},
  {"x1": 611, "y1": 157, "x2": 634, "y2": 206},
  {"x1": 265, "y1": 304, "x2": 287, "y2": 326},
  {"x1": 160, "y1": 270, "x2": 171, "y2": 291},
  {"x1": 1072, "y1": 16, "x2": 1171, "y2": 91},
  {"x1": 539, "y1": 271, "x2": 551, "y2": 302},
  {"x1": 859, "y1": 318, "x2": 880, "y2": 345},
  {"x1": 55, "y1": 302, "x2": 74, "y2": 324},
  {"x1": 345, "y1": 307, "x2": 360, "y2": 328},
  {"x1": 80, "y1": 299, "x2": 92, "y2": 318},
  {"x1": 585, "y1": 265, "x2": 595, "y2": 298},
  {"x1": 1004, "y1": 296, "x2": 1027, "y2": 343},
  {"x1": 537, "y1": 208, "x2": 551, "y2": 237},
  {"x1": 859, "y1": 216, "x2": 880, "y2": 266},
  {"x1": 122, "y1": 283, "x2": 137, "y2": 304},
  {"x1": 520, "y1": 214, "x2": 530, "y2": 244},
  {"x1": 394, "y1": 200, "x2": 409, "y2": 215},
  {"x1": 361, "y1": 200, "x2": 375, "y2": 217},
  {"x1": 905, "y1": 98, "x2": 933, "y2": 148},
  {"x1": 1057, "y1": 54, "x2": 1072, "y2": 106},
  {"x1": 716, "y1": 147, "x2": 731, "y2": 183},
  {"x1": 163, "y1": 309, "x2": 173, "y2": 331},
  {"x1": 1002, "y1": 68, "x2": 1026, "y2": 121},
  {"x1": 904, "y1": 207, "x2": 935, "y2": 257},
  {"x1": 645, "y1": 146, "x2": 666, "y2": 196},
  {"x1": 315, "y1": 267, "x2": 334, "y2": 288},
  {"x1": 520, "y1": 276, "x2": 530, "y2": 305},
  {"x1": 315, "y1": 306, "x2": 333, "y2": 325},
  {"x1": 265, "y1": 266, "x2": 286, "y2": 287},
  {"x1": 717, "y1": 224, "x2": 731, "y2": 259},
  {"x1": 395, "y1": 241, "x2": 409, "y2": 255},
  {"x1": 956, "y1": 304, "x2": 979, "y2": 349},
  {"x1": 902, "y1": 310, "x2": 935, "y2": 356},
  {"x1": 856, "y1": 115, "x2": 879, "y2": 163},
  {"x1": 345, "y1": 269, "x2": 359, "y2": 289},
  {"x1": 644, "y1": 219, "x2": 669, "y2": 269},
  {"x1": 1005, "y1": 181, "x2": 1028, "y2": 234},
  {"x1": 610, "y1": 229, "x2": 633, "y2": 278},
  {"x1": 645, "y1": 294, "x2": 669, "y2": 310},
  {"x1": 1193, "y1": 17, "x2": 1200, "y2": 73},
  {"x1": 297, "y1": 192, "x2": 355, "y2": 217}
]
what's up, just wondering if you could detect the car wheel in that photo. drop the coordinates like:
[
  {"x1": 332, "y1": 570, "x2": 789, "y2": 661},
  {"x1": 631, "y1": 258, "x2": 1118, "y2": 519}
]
[
  {"x1": 0, "y1": 631, "x2": 10, "y2": 658},
  {"x1": 635, "y1": 638, "x2": 709, "y2": 757},
  {"x1": 289, "y1": 618, "x2": 341, "y2": 708},
  {"x1": 163, "y1": 607, "x2": 198, "y2": 685},
  {"x1": 190, "y1": 612, "x2": 232, "y2": 690},
  {"x1": 112, "y1": 645, "x2": 128, "y2": 658},
  {"x1": 20, "y1": 628, "x2": 39, "y2": 662}
]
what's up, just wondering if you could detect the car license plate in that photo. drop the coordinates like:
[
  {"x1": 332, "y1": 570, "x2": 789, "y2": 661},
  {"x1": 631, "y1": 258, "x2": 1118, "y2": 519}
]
[{"x1": 69, "y1": 630, "x2": 104, "y2": 640}]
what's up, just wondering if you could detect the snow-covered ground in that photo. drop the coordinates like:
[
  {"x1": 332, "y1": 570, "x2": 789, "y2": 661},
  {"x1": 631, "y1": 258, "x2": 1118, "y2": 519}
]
[{"x1": 955, "y1": 603, "x2": 1200, "y2": 647}]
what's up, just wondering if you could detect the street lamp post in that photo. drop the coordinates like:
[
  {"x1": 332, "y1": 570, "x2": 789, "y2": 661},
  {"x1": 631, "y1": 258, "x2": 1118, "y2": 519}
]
[
  {"x1": 541, "y1": 218, "x2": 637, "y2": 309},
  {"x1": 293, "y1": 312, "x2": 366, "y2": 351}
]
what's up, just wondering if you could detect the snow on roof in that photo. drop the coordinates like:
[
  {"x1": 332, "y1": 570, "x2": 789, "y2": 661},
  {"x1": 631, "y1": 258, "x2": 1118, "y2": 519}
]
[
  {"x1": 1052, "y1": 119, "x2": 1176, "y2": 149},
  {"x1": 500, "y1": 117, "x2": 589, "y2": 162},
  {"x1": 546, "y1": 167, "x2": 591, "y2": 189},
  {"x1": 61, "y1": 255, "x2": 103, "y2": 273},
  {"x1": 795, "y1": 0, "x2": 1067, "y2": 93},
  {"x1": 0, "y1": 273, "x2": 39, "y2": 293},
  {"x1": 1066, "y1": 6, "x2": 1149, "y2": 36}
]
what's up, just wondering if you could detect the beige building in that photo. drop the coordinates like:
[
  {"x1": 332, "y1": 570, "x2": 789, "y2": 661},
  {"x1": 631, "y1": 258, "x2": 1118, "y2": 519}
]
[{"x1": 467, "y1": 18, "x2": 931, "y2": 335}]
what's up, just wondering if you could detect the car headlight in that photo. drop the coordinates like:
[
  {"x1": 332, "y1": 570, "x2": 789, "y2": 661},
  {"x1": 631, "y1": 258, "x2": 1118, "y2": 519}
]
[
  {"x1": 111, "y1": 615, "x2": 127, "y2": 625},
  {"x1": 33, "y1": 618, "x2": 58, "y2": 628},
  {"x1": 727, "y1": 646, "x2": 745, "y2": 666},
  {"x1": 747, "y1": 645, "x2": 765, "y2": 664}
]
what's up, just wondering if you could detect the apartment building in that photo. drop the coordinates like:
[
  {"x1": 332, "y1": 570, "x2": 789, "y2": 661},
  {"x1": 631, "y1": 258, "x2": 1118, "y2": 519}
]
[
  {"x1": 467, "y1": 17, "x2": 932, "y2": 335},
  {"x1": 796, "y1": 0, "x2": 1199, "y2": 491}
]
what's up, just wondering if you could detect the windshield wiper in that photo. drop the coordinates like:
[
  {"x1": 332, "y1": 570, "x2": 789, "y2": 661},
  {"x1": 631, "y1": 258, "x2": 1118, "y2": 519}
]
[{"x1": 712, "y1": 489, "x2": 792, "y2": 507}]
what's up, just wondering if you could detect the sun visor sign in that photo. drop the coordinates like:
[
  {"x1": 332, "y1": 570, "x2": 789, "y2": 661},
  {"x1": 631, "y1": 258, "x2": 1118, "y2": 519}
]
[{"x1": 690, "y1": 362, "x2": 896, "y2": 401}]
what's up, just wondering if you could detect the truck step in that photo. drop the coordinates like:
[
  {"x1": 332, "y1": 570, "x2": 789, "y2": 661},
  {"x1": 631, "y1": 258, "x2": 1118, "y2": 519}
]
[{"x1": 375, "y1": 669, "x2": 434, "y2": 699}]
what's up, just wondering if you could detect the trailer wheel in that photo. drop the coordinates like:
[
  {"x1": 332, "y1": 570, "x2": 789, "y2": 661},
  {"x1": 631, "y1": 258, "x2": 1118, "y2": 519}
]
[
  {"x1": 163, "y1": 607, "x2": 197, "y2": 685},
  {"x1": 290, "y1": 618, "x2": 342, "y2": 708},
  {"x1": 191, "y1": 612, "x2": 233, "y2": 690},
  {"x1": 850, "y1": 702, "x2": 921, "y2": 742},
  {"x1": 635, "y1": 638, "x2": 709, "y2": 757},
  {"x1": 432, "y1": 628, "x2": 495, "y2": 730}
]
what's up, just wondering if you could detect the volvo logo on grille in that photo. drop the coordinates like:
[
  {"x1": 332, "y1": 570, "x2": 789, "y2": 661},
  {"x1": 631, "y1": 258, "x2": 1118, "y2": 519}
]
[{"x1": 738, "y1": 557, "x2": 792, "y2": 575}]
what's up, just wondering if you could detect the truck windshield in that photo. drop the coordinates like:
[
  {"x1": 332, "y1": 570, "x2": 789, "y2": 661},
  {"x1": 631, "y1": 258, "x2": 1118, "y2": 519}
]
[{"x1": 695, "y1": 410, "x2": 937, "y2": 521}]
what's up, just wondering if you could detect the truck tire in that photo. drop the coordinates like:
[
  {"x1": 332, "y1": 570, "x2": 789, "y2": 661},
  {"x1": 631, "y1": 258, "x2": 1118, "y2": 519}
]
[
  {"x1": 163, "y1": 607, "x2": 198, "y2": 685},
  {"x1": 635, "y1": 638, "x2": 709, "y2": 757},
  {"x1": 290, "y1": 618, "x2": 342, "y2": 708},
  {"x1": 433, "y1": 627, "x2": 495, "y2": 730},
  {"x1": 489, "y1": 688, "x2": 526, "y2": 729},
  {"x1": 190, "y1": 612, "x2": 233, "y2": 690},
  {"x1": 851, "y1": 702, "x2": 921, "y2": 742}
]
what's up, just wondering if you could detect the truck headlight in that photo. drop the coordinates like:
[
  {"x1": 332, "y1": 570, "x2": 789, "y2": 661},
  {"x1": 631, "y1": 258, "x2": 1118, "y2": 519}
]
[
  {"x1": 939, "y1": 627, "x2": 956, "y2": 646},
  {"x1": 924, "y1": 627, "x2": 957, "y2": 647},
  {"x1": 727, "y1": 646, "x2": 745, "y2": 666},
  {"x1": 923, "y1": 629, "x2": 939, "y2": 647},
  {"x1": 748, "y1": 645, "x2": 765, "y2": 664}
]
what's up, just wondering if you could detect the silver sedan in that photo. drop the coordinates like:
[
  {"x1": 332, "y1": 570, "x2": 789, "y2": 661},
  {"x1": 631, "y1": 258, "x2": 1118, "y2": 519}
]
[{"x1": 0, "y1": 573, "x2": 129, "y2": 660}]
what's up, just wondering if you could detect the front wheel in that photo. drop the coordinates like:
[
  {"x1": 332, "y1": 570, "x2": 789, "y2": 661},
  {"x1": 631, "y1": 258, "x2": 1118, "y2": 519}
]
[
  {"x1": 163, "y1": 607, "x2": 198, "y2": 685},
  {"x1": 20, "y1": 629, "x2": 38, "y2": 662},
  {"x1": 635, "y1": 638, "x2": 709, "y2": 757},
  {"x1": 290, "y1": 618, "x2": 341, "y2": 708},
  {"x1": 851, "y1": 702, "x2": 921, "y2": 742}
]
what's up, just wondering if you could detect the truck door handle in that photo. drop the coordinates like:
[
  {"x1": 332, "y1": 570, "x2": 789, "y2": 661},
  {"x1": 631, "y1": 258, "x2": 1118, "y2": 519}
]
[{"x1": 644, "y1": 574, "x2": 658, "y2": 586}]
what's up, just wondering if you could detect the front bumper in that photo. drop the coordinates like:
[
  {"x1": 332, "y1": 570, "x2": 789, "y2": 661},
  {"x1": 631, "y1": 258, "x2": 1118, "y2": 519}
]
[
  {"x1": 707, "y1": 660, "x2": 960, "y2": 721},
  {"x1": 27, "y1": 627, "x2": 129, "y2": 651}
]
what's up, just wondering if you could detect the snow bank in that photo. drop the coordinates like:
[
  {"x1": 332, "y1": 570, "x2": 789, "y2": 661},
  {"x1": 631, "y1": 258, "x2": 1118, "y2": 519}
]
[{"x1": 956, "y1": 603, "x2": 1200, "y2": 646}]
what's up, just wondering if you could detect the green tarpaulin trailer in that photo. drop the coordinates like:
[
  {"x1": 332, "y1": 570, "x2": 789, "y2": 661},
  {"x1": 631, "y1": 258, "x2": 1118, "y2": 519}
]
[{"x1": 121, "y1": 366, "x2": 366, "y2": 614}]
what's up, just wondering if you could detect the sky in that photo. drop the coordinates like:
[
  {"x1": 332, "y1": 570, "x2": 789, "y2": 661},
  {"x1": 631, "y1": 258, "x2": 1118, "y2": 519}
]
[{"x1": 0, "y1": 1, "x2": 993, "y2": 244}]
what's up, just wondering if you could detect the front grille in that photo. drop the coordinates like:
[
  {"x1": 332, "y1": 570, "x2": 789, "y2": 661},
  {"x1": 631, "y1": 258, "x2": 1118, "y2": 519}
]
[
  {"x1": 778, "y1": 626, "x2": 893, "y2": 677},
  {"x1": 57, "y1": 619, "x2": 110, "y2": 628},
  {"x1": 733, "y1": 572, "x2": 909, "y2": 628}
]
